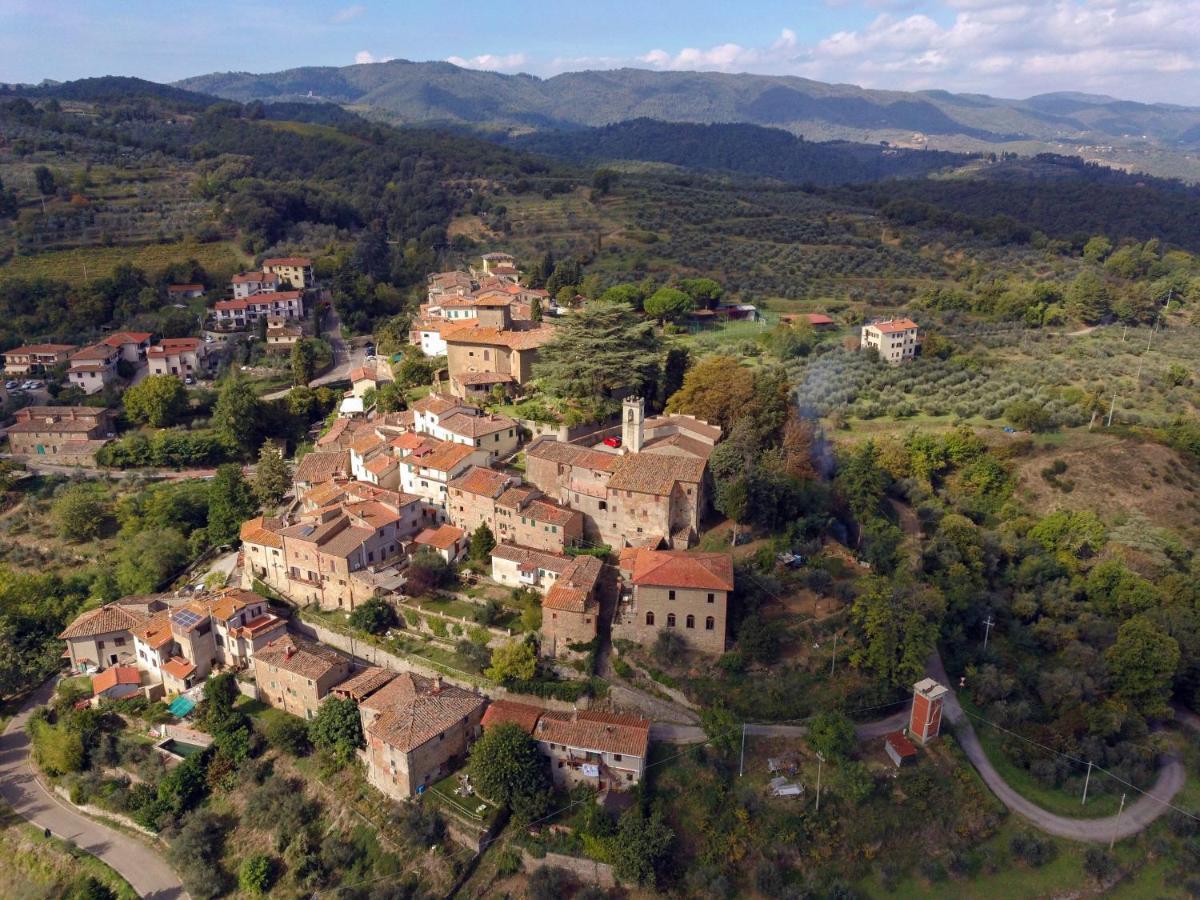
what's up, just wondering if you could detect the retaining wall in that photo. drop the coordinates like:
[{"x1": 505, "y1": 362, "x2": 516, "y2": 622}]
[{"x1": 521, "y1": 850, "x2": 616, "y2": 889}]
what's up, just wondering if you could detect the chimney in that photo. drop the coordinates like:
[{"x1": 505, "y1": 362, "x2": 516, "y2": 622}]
[{"x1": 285, "y1": 644, "x2": 297, "y2": 659}]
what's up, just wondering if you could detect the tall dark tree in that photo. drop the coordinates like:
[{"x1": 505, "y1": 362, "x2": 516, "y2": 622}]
[{"x1": 534, "y1": 300, "x2": 661, "y2": 401}]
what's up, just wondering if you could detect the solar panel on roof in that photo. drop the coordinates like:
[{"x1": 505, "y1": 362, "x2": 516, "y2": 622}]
[{"x1": 172, "y1": 609, "x2": 202, "y2": 629}]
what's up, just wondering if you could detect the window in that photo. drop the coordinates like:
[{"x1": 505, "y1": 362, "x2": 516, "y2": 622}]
[
  {"x1": 668, "y1": 590, "x2": 676, "y2": 601},
  {"x1": 686, "y1": 614, "x2": 695, "y2": 628},
  {"x1": 667, "y1": 613, "x2": 676, "y2": 628},
  {"x1": 598, "y1": 500, "x2": 607, "y2": 511},
  {"x1": 706, "y1": 616, "x2": 715, "y2": 630},
  {"x1": 645, "y1": 611, "x2": 655, "y2": 626},
  {"x1": 707, "y1": 593, "x2": 715, "y2": 604}
]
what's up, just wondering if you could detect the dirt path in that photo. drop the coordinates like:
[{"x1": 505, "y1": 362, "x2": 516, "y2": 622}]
[{"x1": 0, "y1": 681, "x2": 187, "y2": 899}]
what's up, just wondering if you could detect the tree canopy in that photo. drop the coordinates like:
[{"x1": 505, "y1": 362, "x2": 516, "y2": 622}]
[
  {"x1": 467, "y1": 721, "x2": 550, "y2": 821},
  {"x1": 533, "y1": 300, "x2": 661, "y2": 402},
  {"x1": 123, "y1": 375, "x2": 189, "y2": 427}
]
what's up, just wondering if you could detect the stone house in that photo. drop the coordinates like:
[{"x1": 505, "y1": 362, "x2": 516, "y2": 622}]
[
  {"x1": 540, "y1": 555, "x2": 604, "y2": 658},
  {"x1": 446, "y1": 466, "x2": 582, "y2": 554},
  {"x1": 443, "y1": 305, "x2": 554, "y2": 399},
  {"x1": 6, "y1": 406, "x2": 116, "y2": 464},
  {"x1": 614, "y1": 548, "x2": 734, "y2": 655},
  {"x1": 489, "y1": 544, "x2": 574, "y2": 593},
  {"x1": 533, "y1": 710, "x2": 650, "y2": 792},
  {"x1": 357, "y1": 672, "x2": 486, "y2": 800},
  {"x1": 252, "y1": 635, "x2": 352, "y2": 720},
  {"x1": 231, "y1": 270, "x2": 279, "y2": 299},
  {"x1": 60, "y1": 602, "x2": 156, "y2": 672},
  {"x1": 413, "y1": 523, "x2": 468, "y2": 563}
]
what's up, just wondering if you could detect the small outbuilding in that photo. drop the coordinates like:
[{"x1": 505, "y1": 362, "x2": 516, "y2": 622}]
[
  {"x1": 884, "y1": 730, "x2": 918, "y2": 768},
  {"x1": 92, "y1": 666, "x2": 142, "y2": 702}
]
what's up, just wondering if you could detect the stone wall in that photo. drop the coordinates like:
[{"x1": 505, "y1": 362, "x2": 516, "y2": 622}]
[
  {"x1": 156, "y1": 723, "x2": 214, "y2": 747},
  {"x1": 521, "y1": 850, "x2": 616, "y2": 889},
  {"x1": 293, "y1": 617, "x2": 588, "y2": 712}
]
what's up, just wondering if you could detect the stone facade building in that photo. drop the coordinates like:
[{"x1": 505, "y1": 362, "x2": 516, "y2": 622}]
[
  {"x1": 252, "y1": 635, "x2": 352, "y2": 720},
  {"x1": 614, "y1": 548, "x2": 734, "y2": 655},
  {"x1": 533, "y1": 710, "x2": 650, "y2": 793}
]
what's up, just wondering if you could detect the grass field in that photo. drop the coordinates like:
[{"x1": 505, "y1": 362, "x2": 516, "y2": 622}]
[
  {"x1": 0, "y1": 802, "x2": 137, "y2": 899},
  {"x1": 0, "y1": 239, "x2": 248, "y2": 285}
]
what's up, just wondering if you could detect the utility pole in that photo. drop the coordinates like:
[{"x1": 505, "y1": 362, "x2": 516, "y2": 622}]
[
  {"x1": 829, "y1": 632, "x2": 838, "y2": 676},
  {"x1": 1110, "y1": 793, "x2": 1126, "y2": 850},
  {"x1": 1106, "y1": 395, "x2": 1116, "y2": 428},
  {"x1": 1081, "y1": 761, "x2": 1093, "y2": 806},
  {"x1": 815, "y1": 752, "x2": 824, "y2": 814},
  {"x1": 982, "y1": 615, "x2": 995, "y2": 651},
  {"x1": 739, "y1": 723, "x2": 746, "y2": 777}
]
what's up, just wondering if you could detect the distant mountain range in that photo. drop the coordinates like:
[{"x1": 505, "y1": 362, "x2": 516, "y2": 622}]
[{"x1": 175, "y1": 60, "x2": 1200, "y2": 154}]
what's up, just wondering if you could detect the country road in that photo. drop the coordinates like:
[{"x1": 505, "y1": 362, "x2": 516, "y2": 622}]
[
  {"x1": 0, "y1": 681, "x2": 187, "y2": 899},
  {"x1": 262, "y1": 307, "x2": 366, "y2": 400},
  {"x1": 929, "y1": 654, "x2": 1186, "y2": 843},
  {"x1": 651, "y1": 656, "x2": 1186, "y2": 844}
]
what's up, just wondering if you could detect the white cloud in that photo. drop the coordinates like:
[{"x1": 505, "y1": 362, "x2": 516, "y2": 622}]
[
  {"x1": 354, "y1": 50, "x2": 393, "y2": 65},
  {"x1": 445, "y1": 53, "x2": 528, "y2": 72},
  {"x1": 331, "y1": 5, "x2": 366, "y2": 24},
  {"x1": 622, "y1": 3, "x2": 1200, "y2": 101}
]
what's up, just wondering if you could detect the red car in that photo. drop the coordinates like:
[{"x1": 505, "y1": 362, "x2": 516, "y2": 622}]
[{"x1": 602, "y1": 436, "x2": 622, "y2": 448}]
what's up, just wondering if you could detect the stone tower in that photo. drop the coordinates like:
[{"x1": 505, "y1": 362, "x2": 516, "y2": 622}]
[
  {"x1": 909, "y1": 677, "x2": 949, "y2": 745},
  {"x1": 622, "y1": 396, "x2": 644, "y2": 453}
]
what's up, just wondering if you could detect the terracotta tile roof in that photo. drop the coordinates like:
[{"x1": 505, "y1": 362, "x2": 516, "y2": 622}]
[
  {"x1": 526, "y1": 438, "x2": 617, "y2": 472},
  {"x1": 642, "y1": 432, "x2": 715, "y2": 460},
  {"x1": 366, "y1": 455, "x2": 398, "y2": 476},
  {"x1": 294, "y1": 450, "x2": 350, "y2": 484},
  {"x1": 409, "y1": 439, "x2": 475, "y2": 473},
  {"x1": 414, "y1": 524, "x2": 465, "y2": 551},
  {"x1": 256, "y1": 635, "x2": 347, "y2": 680},
  {"x1": 70, "y1": 343, "x2": 118, "y2": 361},
  {"x1": 806, "y1": 313, "x2": 834, "y2": 326},
  {"x1": 234, "y1": 614, "x2": 286, "y2": 639},
  {"x1": 167, "y1": 284, "x2": 204, "y2": 293},
  {"x1": 607, "y1": 453, "x2": 705, "y2": 494},
  {"x1": 534, "y1": 710, "x2": 650, "y2": 758},
  {"x1": 869, "y1": 318, "x2": 919, "y2": 334},
  {"x1": 361, "y1": 672, "x2": 484, "y2": 752},
  {"x1": 263, "y1": 257, "x2": 313, "y2": 267},
  {"x1": 318, "y1": 522, "x2": 375, "y2": 558},
  {"x1": 102, "y1": 331, "x2": 152, "y2": 347},
  {"x1": 332, "y1": 666, "x2": 397, "y2": 701},
  {"x1": 147, "y1": 338, "x2": 201, "y2": 357},
  {"x1": 350, "y1": 430, "x2": 387, "y2": 456},
  {"x1": 240, "y1": 515, "x2": 284, "y2": 549},
  {"x1": 131, "y1": 611, "x2": 174, "y2": 650},
  {"x1": 644, "y1": 414, "x2": 722, "y2": 443},
  {"x1": 444, "y1": 324, "x2": 555, "y2": 351},
  {"x1": 316, "y1": 418, "x2": 351, "y2": 447},
  {"x1": 6, "y1": 343, "x2": 77, "y2": 356},
  {"x1": 68, "y1": 362, "x2": 116, "y2": 373},
  {"x1": 886, "y1": 730, "x2": 917, "y2": 758},
  {"x1": 626, "y1": 549, "x2": 734, "y2": 591},
  {"x1": 448, "y1": 465, "x2": 513, "y2": 498},
  {"x1": 491, "y1": 544, "x2": 573, "y2": 574},
  {"x1": 216, "y1": 290, "x2": 303, "y2": 311},
  {"x1": 232, "y1": 271, "x2": 278, "y2": 284},
  {"x1": 482, "y1": 700, "x2": 543, "y2": 734},
  {"x1": 60, "y1": 603, "x2": 146, "y2": 639},
  {"x1": 92, "y1": 666, "x2": 140, "y2": 695},
  {"x1": 390, "y1": 432, "x2": 428, "y2": 452},
  {"x1": 208, "y1": 588, "x2": 263, "y2": 621},
  {"x1": 438, "y1": 411, "x2": 516, "y2": 438},
  {"x1": 524, "y1": 498, "x2": 579, "y2": 528},
  {"x1": 412, "y1": 393, "x2": 465, "y2": 417},
  {"x1": 162, "y1": 656, "x2": 196, "y2": 680},
  {"x1": 543, "y1": 555, "x2": 602, "y2": 613},
  {"x1": 350, "y1": 365, "x2": 390, "y2": 384}
]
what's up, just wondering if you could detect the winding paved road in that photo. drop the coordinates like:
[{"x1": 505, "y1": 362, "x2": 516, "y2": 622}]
[
  {"x1": 651, "y1": 656, "x2": 1186, "y2": 844},
  {"x1": 929, "y1": 654, "x2": 1187, "y2": 843},
  {"x1": 0, "y1": 681, "x2": 187, "y2": 899}
]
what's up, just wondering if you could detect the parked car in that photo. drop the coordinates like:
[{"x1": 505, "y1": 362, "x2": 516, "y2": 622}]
[
  {"x1": 602, "y1": 436, "x2": 622, "y2": 448},
  {"x1": 4, "y1": 381, "x2": 16, "y2": 390},
  {"x1": 184, "y1": 375, "x2": 195, "y2": 385},
  {"x1": 21, "y1": 381, "x2": 36, "y2": 390}
]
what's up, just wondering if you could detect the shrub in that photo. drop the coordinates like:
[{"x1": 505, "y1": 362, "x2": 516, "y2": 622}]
[
  {"x1": 347, "y1": 597, "x2": 397, "y2": 635},
  {"x1": 238, "y1": 854, "x2": 276, "y2": 895},
  {"x1": 263, "y1": 716, "x2": 311, "y2": 756},
  {"x1": 653, "y1": 629, "x2": 687, "y2": 665},
  {"x1": 1010, "y1": 831, "x2": 1056, "y2": 867}
]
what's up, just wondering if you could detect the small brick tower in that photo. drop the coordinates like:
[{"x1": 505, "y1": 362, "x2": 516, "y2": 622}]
[{"x1": 909, "y1": 677, "x2": 949, "y2": 745}]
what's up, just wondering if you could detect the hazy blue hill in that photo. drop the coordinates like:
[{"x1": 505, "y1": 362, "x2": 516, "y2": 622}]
[{"x1": 176, "y1": 61, "x2": 1200, "y2": 150}]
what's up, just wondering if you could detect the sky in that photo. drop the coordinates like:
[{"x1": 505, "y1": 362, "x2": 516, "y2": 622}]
[{"x1": 1, "y1": 1, "x2": 1198, "y2": 104}]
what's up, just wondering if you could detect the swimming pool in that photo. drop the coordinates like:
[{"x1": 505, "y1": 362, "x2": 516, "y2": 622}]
[{"x1": 157, "y1": 738, "x2": 207, "y2": 759}]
